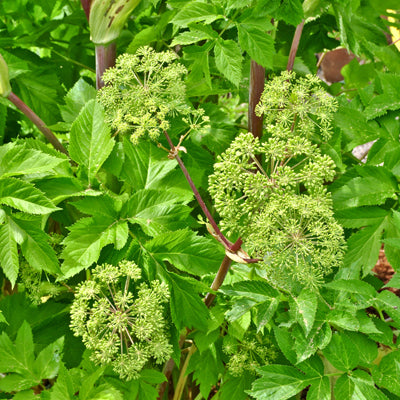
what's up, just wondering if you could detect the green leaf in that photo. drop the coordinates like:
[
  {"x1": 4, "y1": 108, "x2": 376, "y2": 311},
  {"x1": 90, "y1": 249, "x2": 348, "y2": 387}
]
[
  {"x1": 0, "y1": 321, "x2": 38, "y2": 391},
  {"x1": 375, "y1": 290, "x2": 400, "y2": 326},
  {"x1": 167, "y1": 272, "x2": 209, "y2": 331},
  {"x1": 335, "y1": 369, "x2": 389, "y2": 400},
  {"x1": 9, "y1": 215, "x2": 60, "y2": 275},
  {"x1": 48, "y1": 363, "x2": 75, "y2": 400},
  {"x1": 249, "y1": 365, "x2": 313, "y2": 400},
  {"x1": 121, "y1": 139, "x2": 192, "y2": 199},
  {"x1": 145, "y1": 229, "x2": 224, "y2": 276},
  {"x1": 325, "y1": 279, "x2": 376, "y2": 299},
  {"x1": 33, "y1": 336, "x2": 64, "y2": 379},
  {"x1": 290, "y1": 288, "x2": 317, "y2": 336},
  {"x1": 61, "y1": 216, "x2": 128, "y2": 278},
  {"x1": 0, "y1": 142, "x2": 66, "y2": 178},
  {"x1": 372, "y1": 350, "x2": 400, "y2": 396},
  {"x1": 307, "y1": 376, "x2": 330, "y2": 400},
  {"x1": 214, "y1": 39, "x2": 242, "y2": 86},
  {"x1": 60, "y1": 78, "x2": 97, "y2": 123},
  {"x1": 237, "y1": 25, "x2": 274, "y2": 69},
  {"x1": 273, "y1": 0, "x2": 304, "y2": 26},
  {"x1": 171, "y1": 25, "x2": 217, "y2": 46},
  {"x1": 123, "y1": 189, "x2": 192, "y2": 236},
  {"x1": 171, "y1": 1, "x2": 220, "y2": 27},
  {"x1": 344, "y1": 332, "x2": 378, "y2": 367},
  {"x1": 332, "y1": 168, "x2": 398, "y2": 210},
  {"x1": 221, "y1": 280, "x2": 279, "y2": 302},
  {"x1": 322, "y1": 331, "x2": 359, "y2": 371},
  {"x1": 344, "y1": 218, "x2": 388, "y2": 276},
  {"x1": 220, "y1": 372, "x2": 253, "y2": 400},
  {"x1": 0, "y1": 178, "x2": 59, "y2": 214},
  {"x1": 0, "y1": 218, "x2": 19, "y2": 286},
  {"x1": 335, "y1": 207, "x2": 389, "y2": 229},
  {"x1": 69, "y1": 100, "x2": 114, "y2": 186},
  {"x1": 326, "y1": 309, "x2": 359, "y2": 331},
  {"x1": 187, "y1": 344, "x2": 224, "y2": 399}
]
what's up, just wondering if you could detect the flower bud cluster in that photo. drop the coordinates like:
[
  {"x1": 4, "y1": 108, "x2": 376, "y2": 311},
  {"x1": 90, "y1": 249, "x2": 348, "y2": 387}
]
[
  {"x1": 98, "y1": 46, "x2": 209, "y2": 144},
  {"x1": 223, "y1": 333, "x2": 277, "y2": 376},
  {"x1": 70, "y1": 260, "x2": 172, "y2": 380},
  {"x1": 209, "y1": 73, "x2": 345, "y2": 290}
]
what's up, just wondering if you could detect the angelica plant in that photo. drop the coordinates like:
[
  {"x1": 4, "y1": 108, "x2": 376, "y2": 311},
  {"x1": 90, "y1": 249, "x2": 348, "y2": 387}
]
[
  {"x1": 209, "y1": 73, "x2": 345, "y2": 290},
  {"x1": 70, "y1": 260, "x2": 172, "y2": 380}
]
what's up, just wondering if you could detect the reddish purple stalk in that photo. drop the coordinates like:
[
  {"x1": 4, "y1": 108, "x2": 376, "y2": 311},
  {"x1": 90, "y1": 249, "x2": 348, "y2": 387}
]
[
  {"x1": 8, "y1": 92, "x2": 69, "y2": 156},
  {"x1": 248, "y1": 60, "x2": 265, "y2": 139},
  {"x1": 287, "y1": 20, "x2": 305, "y2": 72}
]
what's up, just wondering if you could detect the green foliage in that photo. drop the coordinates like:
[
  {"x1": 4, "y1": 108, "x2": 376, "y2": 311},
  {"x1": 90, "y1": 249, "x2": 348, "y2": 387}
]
[{"x1": 0, "y1": 0, "x2": 400, "y2": 399}]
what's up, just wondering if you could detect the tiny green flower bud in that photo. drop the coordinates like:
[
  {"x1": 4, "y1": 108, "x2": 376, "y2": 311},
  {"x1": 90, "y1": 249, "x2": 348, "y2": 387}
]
[
  {"x1": 89, "y1": 0, "x2": 141, "y2": 45},
  {"x1": 0, "y1": 54, "x2": 11, "y2": 98}
]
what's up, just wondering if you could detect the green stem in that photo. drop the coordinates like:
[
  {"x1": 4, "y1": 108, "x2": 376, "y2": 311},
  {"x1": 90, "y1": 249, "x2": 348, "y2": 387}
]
[
  {"x1": 7, "y1": 92, "x2": 69, "y2": 156},
  {"x1": 172, "y1": 345, "x2": 197, "y2": 400}
]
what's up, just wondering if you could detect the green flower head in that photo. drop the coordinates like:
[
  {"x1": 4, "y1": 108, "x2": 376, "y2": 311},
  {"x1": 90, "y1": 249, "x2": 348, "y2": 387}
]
[
  {"x1": 70, "y1": 260, "x2": 172, "y2": 380},
  {"x1": 209, "y1": 73, "x2": 345, "y2": 290},
  {"x1": 98, "y1": 46, "x2": 207, "y2": 144}
]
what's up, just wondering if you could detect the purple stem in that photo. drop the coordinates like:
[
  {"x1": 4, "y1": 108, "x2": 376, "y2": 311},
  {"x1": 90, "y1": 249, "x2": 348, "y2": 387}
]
[
  {"x1": 287, "y1": 19, "x2": 305, "y2": 72},
  {"x1": 163, "y1": 130, "x2": 234, "y2": 252},
  {"x1": 95, "y1": 43, "x2": 117, "y2": 89},
  {"x1": 80, "y1": 0, "x2": 92, "y2": 21},
  {"x1": 248, "y1": 60, "x2": 265, "y2": 139},
  {"x1": 8, "y1": 92, "x2": 69, "y2": 156}
]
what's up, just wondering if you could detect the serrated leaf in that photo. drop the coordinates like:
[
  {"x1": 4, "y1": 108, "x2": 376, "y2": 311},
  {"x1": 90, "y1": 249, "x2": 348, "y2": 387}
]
[
  {"x1": 325, "y1": 279, "x2": 376, "y2": 298},
  {"x1": 307, "y1": 376, "x2": 330, "y2": 400},
  {"x1": 123, "y1": 189, "x2": 192, "y2": 236},
  {"x1": 69, "y1": 100, "x2": 114, "y2": 186},
  {"x1": 238, "y1": 25, "x2": 274, "y2": 69},
  {"x1": 9, "y1": 215, "x2": 60, "y2": 275},
  {"x1": 335, "y1": 207, "x2": 389, "y2": 229},
  {"x1": 0, "y1": 219, "x2": 19, "y2": 286},
  {"x1": 121, "y1": 139, "x2": 192, "y2": 199},
  {"x1": 249, "y1": 365, "x2": 314, "y2": 400},
  {"x1": 335, "y1": 369, "x2": 389, "y2": 400},
  {"x1": 344, "y1": 218, "x2": 388, "y2": 276},
  {"x1": 372, "y1": 350, "x2": 400, "y2": 396},
  {"x1": 220, "y1": 372, "x2": 252, "y2": 400},
  {"x1": 332, "y1": 170, "x2": 397, "y2": 210},
  {"x1": 145, "y1": 229, "x2": 224, "y2": 276},
  {"x1": 344, "y1": 331, "x2": 378, "y2": 367},
  {"x1": 0, "y1": 178, "x2": 59, "y2": 214},
  {"x1": 48, "y1": 363, "x2": 75, "y2": 400},
  {"x1": 326, "y1": 310, "x2": 359, "y2": 331},
  {"x1": 375, "y1": 290, "x2": 400, "y2": 326},
  {"x1": 273, "y1": 0, "x2": 304, "y2": 26},
  {"x1": 33, "y1": 336, "x2": 64, "y2": 379},
  {"x1": 171, "y1": 26, "x2": 217, "y2": 46},
  {"x1": 0, "y1": 142, "x2": 65, "y2": 178},
  {"x1": 171, "y1": 1, "x2": 220, "y2": 27},
  {"x1": 221, "y1": 280, "x2": 279, "y2": 301},
  {"x1": 61, "y1": 216, "x2": 128, "y2": 278},
  {"x1": 187, "y1": 344, "x2": 224, "y2": 398},
  {"x1": 167, "y1": 272, "x2": 209, "y2": 331},
  {"x1": 214, "y1": 39, "x2": 242, "y2": 86},
  {"x1": 291, "y1": 288, "x2": 317, "y2": 336},
  {"x1": 60, "y1": 78, "x2": 97, "y2": 123},
  {"x1": 322, "y1": 331, "x2": 359, "y2": 371}
]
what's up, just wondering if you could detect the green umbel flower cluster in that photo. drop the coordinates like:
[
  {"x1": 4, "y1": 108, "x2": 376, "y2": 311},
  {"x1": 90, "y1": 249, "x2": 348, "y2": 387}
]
[
  {"x1": 256, "y1": 71, "x2": 338, "y2": 140},
  {"x1": 209, "y1": 73, "x2": 345, "y2": 290},
  {"x1": 70, "y1": 260, "x2": 172, "y2": 380},
  {"x1": 223, "y1": 333, "x2": 277, "y2": 377},
  {"x1": 98, "y1": 46, "x2": 208, "y2": 144}
]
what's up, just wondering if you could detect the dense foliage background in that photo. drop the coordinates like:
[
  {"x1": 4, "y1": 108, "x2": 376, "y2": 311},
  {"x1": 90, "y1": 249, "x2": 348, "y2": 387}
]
[{"x1": 1, "y1": 0, "x2": 400, "y2": 399}]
